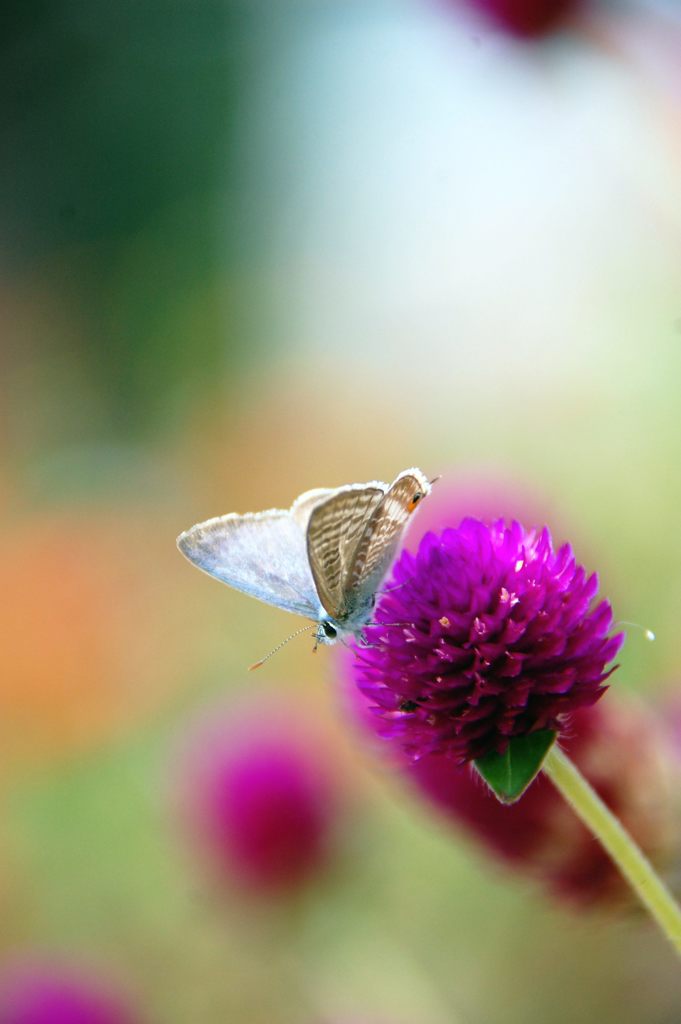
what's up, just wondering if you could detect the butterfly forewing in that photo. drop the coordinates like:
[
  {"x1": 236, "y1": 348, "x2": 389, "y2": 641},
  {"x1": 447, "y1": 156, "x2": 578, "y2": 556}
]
[
  {"x1": 346, "y1": 470, "x2": 430, "y2": 605},
  {"x1": 306, "y1": 485, "x2": 386, "y2": 619},
  {"x1": 177, "y1": 510, "x2": 320, "y2": 618}
]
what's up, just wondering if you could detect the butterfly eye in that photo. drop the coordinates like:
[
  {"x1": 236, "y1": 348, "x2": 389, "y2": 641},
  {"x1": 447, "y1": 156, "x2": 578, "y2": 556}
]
[{"x1": 321, "y1": 621, "x2": 337, "y2": 640}]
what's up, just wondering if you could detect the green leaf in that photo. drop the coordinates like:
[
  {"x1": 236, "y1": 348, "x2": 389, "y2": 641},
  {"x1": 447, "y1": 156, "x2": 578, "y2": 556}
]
[{"x1": 473, "y1": 730, "x2": 557, "y2": 804}]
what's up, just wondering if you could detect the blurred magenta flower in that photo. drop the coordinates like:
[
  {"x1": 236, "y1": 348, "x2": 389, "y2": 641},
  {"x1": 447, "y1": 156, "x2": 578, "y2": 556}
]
[
  {"x1": 0, "y1": 961, "x2": 137, "y2": 1024},
  {"x1": 352, "y1": 520, "x2": 623, "y2": 764},
  {"x1": 342, "y1": 663, "x2": 680, "y2": 903},
  {"x1": 407, "y1": 699, "x2": 679, "y2": 903},
  {"x1": 178, "y1": 696, "x2": 342, "y2": 894},
  {"x1": 457, "y1": 0, "x2": 579, "y2": 37},
  {"x1": 403, "y1": 469, "x2": 554, "y2": 554}
]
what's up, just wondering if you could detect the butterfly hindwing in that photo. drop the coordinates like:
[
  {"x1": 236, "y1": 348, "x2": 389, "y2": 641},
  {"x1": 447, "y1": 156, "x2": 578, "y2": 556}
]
[
  {"x1": 177, "y1": 510, "x2": 320, "y2": 618},
  {"x1": 346, "y1": 469, "x2": 430, "y2": 606},
  {"x1": 306, "y1": 484, "x2": 386, "y2": 619},
  {"x1": 290, "y1": 487, "x2": 336, "y2": 530}
]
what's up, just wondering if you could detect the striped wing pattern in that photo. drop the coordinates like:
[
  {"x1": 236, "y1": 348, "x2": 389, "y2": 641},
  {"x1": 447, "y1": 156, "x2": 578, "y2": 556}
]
[
  {"x1": 177, "y1": 468, "x2": 430, "y2": 638},
  {"x1": 306, "y1": 486, "x2": 385, "y2": 619},
  {"x1": 346, "y1": 472, "x2": 428, "y2": 605}
]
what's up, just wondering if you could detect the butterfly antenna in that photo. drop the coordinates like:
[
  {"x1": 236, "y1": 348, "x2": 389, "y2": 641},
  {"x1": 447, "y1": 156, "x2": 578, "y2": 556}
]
[
  {"x1": 248, "y1": 623, "x2": 318, "y2": 670},
  {"x1": 428, "y1": 474, "x2": 442, "y2": 487}
]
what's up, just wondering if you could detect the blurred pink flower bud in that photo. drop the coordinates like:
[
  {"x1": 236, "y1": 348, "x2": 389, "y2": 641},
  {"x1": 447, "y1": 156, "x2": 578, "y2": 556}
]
[
  {"x1": 403, "y1": 469, "x2": 555, "y2": 553},
  {"x1": 454, "y1": 0, "x2": 579, "y2": 37},
  {"x1": 343, "y1": 649, "x2": 679, "y2": 904},
  {"x1": 177, "y1": 695, "x2": 342, "y2": 895},
  {"x1": 0, "y1": 960, "x2": 137, "y2": 1024},
  {"x1": 406, "y1": 698, "x2": 680, "y2": 902}
]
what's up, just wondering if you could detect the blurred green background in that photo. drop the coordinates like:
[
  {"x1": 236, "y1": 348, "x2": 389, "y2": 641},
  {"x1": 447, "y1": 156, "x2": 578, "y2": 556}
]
[{"x1": 2, "y1": 1, "x2": 681, "y2": 1021}]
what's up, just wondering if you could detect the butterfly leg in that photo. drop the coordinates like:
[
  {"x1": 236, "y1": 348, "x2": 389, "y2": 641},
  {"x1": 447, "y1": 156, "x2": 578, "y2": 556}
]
[{"x1": 378, "y1": 581, "x2": 410, "y2": 596}]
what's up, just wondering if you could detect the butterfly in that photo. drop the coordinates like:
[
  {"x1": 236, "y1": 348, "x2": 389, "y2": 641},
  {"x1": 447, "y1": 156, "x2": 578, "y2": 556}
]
[{"x1": 177, "y1": 468, "x2": 431, "y2": 661}]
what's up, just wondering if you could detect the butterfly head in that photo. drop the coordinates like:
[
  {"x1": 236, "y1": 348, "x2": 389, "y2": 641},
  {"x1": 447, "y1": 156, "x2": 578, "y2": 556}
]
[{"x1": 316, "y1": 618, "x2": 341, "y2": 646}]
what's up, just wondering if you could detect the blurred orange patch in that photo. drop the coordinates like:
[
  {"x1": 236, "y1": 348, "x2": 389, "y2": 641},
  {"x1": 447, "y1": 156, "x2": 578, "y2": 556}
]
[{"x1": 0, "y1": 507, "x2": 194, "y2": 774}]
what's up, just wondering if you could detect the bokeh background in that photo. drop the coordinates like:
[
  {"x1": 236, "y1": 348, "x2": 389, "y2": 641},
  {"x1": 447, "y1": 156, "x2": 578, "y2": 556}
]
[{"x1": 2, "y1": 0, "x2": 681, "y2": 1021}]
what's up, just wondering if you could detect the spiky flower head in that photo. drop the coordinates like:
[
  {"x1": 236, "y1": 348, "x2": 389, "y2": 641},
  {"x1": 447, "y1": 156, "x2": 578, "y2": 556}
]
[{"x1": 353, "y1": 519, "x2": 623, "y2": 765}]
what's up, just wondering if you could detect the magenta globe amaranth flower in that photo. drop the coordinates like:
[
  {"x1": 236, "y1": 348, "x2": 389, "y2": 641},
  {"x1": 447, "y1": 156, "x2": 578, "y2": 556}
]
[
  {"x1": 353, "y1": 519, "x2": 623, "y2": 765},
  {"x1": 402, "y1": 468, "x2": 555, "y2": 556}
]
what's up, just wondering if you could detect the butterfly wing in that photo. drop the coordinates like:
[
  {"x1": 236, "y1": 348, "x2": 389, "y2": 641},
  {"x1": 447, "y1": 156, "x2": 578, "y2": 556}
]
[
  {"x1": 306, "y1": 484, "x2": 387, "y2": 619},
  {"x1": 345, "y1": 469, "x2": 431, "y2": 606},
  {"x1": 177, "y1": 510, "x2": 320, "y2": 619},
  {"x1": 290, "y1": 487, "x2": 336, "y2": 530}
]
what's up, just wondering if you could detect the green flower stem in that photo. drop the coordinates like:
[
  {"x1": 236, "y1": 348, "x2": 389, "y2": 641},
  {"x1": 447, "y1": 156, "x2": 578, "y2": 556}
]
[{"x1": 543, "y1": 743, "x2": 681, "y2": 957}]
